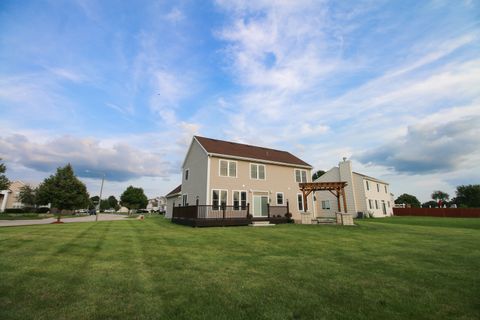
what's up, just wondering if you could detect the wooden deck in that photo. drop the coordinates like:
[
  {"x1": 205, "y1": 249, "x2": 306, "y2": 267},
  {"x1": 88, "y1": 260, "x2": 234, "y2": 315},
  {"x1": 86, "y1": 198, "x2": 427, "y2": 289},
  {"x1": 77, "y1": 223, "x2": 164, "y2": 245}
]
[{"x1": 172, "y1": 203, "x2": 291, "y2": 227}]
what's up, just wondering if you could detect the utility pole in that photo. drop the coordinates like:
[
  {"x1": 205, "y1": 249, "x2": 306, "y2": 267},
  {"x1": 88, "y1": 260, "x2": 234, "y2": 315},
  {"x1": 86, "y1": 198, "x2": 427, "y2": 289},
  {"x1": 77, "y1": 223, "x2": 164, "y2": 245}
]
[{"x1": 96, "y1": 173, "x2": 105, "y2": 222}]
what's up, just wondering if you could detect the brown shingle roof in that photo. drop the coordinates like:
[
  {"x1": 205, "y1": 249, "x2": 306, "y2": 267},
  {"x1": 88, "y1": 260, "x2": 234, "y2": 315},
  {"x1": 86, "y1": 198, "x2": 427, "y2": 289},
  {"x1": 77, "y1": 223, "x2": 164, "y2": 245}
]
[
  {"x1": 195, "y1": 136, "x2": 312, "y2": 167},
  {"x1": 166, "y1": 184, "x2": 181, "y2": 197}
]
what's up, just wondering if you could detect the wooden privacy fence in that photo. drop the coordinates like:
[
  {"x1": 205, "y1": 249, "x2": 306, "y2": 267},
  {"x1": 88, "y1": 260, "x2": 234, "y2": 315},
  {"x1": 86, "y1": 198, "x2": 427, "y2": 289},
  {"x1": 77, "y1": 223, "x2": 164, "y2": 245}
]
[{"x1": 393, "y1": 208, "x2": 480, "y2": 218}]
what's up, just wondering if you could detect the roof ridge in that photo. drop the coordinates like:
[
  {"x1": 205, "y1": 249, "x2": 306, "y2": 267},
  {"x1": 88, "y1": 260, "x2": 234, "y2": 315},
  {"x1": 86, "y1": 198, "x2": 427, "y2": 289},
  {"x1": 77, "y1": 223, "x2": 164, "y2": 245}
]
[{"x1": 194, "y1": 135, "x2": 292, "y2": 154}]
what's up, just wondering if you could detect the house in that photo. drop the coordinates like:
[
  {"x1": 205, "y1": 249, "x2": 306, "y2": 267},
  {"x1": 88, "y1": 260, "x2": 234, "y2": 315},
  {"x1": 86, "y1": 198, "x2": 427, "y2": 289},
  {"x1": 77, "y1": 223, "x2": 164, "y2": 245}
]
[
  {"x1": 165, "y1": 185, "x2": 181, "y2": 218},
  {"x1": 165, "y1": 136, "x2": 314, "y2": 224},
  {"x1": 0, "y1": 181, "x2": 28, "y2": 212},
  {"x1": 146, "y1": 196, "x2": 167, "y2": 213},
  {"x1": 314, "y1": 158, "x2": 394, "y2": 218}
]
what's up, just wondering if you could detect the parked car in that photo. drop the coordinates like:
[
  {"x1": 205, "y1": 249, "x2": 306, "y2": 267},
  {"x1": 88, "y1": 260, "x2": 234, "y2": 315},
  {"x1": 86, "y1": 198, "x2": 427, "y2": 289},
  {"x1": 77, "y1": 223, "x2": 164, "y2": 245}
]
[
  {"x1": 104, "y1": 209, "x2": 115, "y2": 213},
  {"x1": 137, "y1": 209, "x2": 149, "y2": 214},
  {"x1": 89, "y1": 209, "x2": 96, "y2": 215}
]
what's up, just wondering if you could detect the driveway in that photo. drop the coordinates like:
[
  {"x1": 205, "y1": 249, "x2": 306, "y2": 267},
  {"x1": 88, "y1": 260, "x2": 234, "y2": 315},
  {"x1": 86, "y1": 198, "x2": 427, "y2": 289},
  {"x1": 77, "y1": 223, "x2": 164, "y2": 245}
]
[{"x1": 0, "y1": 214, "x2": 130, "y2": 227}]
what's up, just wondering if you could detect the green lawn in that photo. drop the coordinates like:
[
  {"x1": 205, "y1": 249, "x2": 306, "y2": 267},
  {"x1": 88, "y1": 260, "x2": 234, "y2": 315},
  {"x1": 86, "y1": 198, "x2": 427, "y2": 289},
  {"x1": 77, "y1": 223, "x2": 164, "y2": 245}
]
[
  {"x1": 0, "y1": 214, "x2": 53, "y2": 220},
  {"x1": 0, "y1": 217, "x2": 478, "y2": 320}
]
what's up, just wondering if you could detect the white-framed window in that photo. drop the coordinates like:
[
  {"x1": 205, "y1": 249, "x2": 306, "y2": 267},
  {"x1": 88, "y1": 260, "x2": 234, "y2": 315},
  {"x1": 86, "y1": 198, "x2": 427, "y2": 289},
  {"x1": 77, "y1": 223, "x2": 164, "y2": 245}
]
[
  {"x1": 321, "y1": 200, "x2": 330, "y2": 210},
  {"x1": 297, "y1": 194, "x2": 304, "y2": 211},
  {"x1": 184, "y1": 169, "x2": 189, "y2": 181},
  {"x1": 384, "y1": 185, "x2": 387, "y2": 193},
  {"x1": 233, "y1": 191, "x2": 247, "y2": 210},
  {"x1": 295, "y1": 169, "x2": 307, "y2": 183},
  {"x1": 366, "y1": 181, "x2": 370, "y2": 190},
  {"x1": 250, "y1": 163, "x2": 266, "y2": 180},
  {"x1": 182, "y1": 194, "x2": 188, "y2": 206},
  {"x1": 368, "y1": 199, "x2": 373, "y2": 209},
  {"x1": 212, "y1": 189, "x2": 228, "y2": 210},
  {"x1": 375, "y1": 200, "x2": 379, "y2": 209},
  {"x1": 219, "y1": 160, "x2": 237, "y2": 177},
  {"x1": 377, "y1": 184, "x2": 380, "y2": 192},
  {"x1": 276, "y1": 192, "x2": 284, "y2": 205}
]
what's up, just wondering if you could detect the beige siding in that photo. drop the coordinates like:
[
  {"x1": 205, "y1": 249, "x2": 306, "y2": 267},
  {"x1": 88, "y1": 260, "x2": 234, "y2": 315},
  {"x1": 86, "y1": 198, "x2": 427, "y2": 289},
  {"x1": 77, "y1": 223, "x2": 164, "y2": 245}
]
[
  {"x1": 360, "y1": 177, "x2": 393, "y2": 217},
  {"x1": 181, "y1": 139, "x2": 208, "y2": 207},
  {"x1": 353, "y1": 174, "x2": 367, "y2": 213},
  {"x1": 165, "y1": 194, "x2": 181, "y2": 218},
  {"x1": 209, "y1": 156, "x2": 313, "y2": 221}
]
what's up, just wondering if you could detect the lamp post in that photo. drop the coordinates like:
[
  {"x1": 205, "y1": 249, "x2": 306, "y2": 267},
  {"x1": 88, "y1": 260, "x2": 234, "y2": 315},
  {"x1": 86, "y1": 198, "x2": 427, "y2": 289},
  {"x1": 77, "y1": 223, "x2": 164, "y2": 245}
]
[{"x1": 85, "y1": 170, "x2": 106, "y2": 222}]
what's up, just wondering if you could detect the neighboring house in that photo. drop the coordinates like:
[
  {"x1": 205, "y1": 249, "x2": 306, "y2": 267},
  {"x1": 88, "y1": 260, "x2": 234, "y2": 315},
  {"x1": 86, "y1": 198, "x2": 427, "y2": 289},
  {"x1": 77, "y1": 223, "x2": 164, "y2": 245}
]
[
  {"x1": 165, "y1": 185, "x2": 181, "y2": 218},
  {"x1": 146, "y1": 196, "x2": 167, "y2": 213},
  {"x1": 166, "y1": 136, "x2": 314, "y2": 222},
  {"x1": 0, "y1": 180, "x2": 27, "y2": 212},
  {"x1": 314, "y1": 158, "x2": 394, "y2": 218}
]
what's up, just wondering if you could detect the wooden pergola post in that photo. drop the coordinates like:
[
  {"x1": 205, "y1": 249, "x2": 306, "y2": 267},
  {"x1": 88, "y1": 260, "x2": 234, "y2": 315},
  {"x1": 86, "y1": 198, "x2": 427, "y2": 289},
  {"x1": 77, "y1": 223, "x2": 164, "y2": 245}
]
[
  {"x1": 298, "y1": 182, "x2": 348, "y2": 214},
  {"x1": 342, "y1": 188, "x2": 348, "y2": 213}
]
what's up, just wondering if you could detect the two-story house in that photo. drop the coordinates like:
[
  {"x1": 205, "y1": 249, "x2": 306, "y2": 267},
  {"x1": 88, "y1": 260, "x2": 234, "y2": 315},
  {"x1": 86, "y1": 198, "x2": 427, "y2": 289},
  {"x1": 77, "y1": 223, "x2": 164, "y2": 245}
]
[
  {"x1": 314, "y1": 158, "x2": 394, "y2": 218},
  {"x1": 165, "y1": 136, "x2": 314, "y2": 223}
]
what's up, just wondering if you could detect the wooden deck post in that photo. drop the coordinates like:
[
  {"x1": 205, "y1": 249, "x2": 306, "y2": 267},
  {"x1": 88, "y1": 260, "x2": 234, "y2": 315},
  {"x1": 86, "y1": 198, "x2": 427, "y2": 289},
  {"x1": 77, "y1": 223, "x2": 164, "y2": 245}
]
[
  {"x1": 247, "y1": 202, "x2": 250, "y2": 217},
  {"x1": 286, "y1": 200, "x2": 289, "y2": 215},
  {"x1": 222, "y1": 203, "x2": 226, "y2": 219},
  {"x1": 267, "y1": 203, "x2": 270, "y2": 218}
]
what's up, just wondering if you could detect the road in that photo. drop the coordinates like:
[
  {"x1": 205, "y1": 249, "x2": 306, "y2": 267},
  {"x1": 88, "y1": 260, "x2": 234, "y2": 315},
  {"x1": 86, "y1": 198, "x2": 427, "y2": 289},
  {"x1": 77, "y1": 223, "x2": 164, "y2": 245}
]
[{"x1": 0, "y1": 214, "x2": 130, "y2": 227}]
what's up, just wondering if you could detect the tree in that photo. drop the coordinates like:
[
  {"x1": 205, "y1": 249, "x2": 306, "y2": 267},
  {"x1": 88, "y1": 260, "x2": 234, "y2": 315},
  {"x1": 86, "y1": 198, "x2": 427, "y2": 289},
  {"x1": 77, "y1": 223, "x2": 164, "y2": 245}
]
[
  {"x1": 312, "y1": 170, "x2": 326, "y2": 181},
  {"x1": 36, "y1": 164, "x2": 90, "y2": 222},
  {"x1": 431, "y1": 190, "x2": 449, "y2": 207},
  {"x1": 454, "y1": 185, "x2": 480, "y2": 208},
  {"x1": 99, "y1": 199, "x2": 111, "y2": 211},
  {"x1": 422, "y1": 200, "x2": 438, "y2": 208},
  {"x1": 0, "y1": 158, "x2": 10, "y2": 191},
  {"x1": 107, "y1": 195, "x2": 119, "y2": 210},
  {"x1": 395, "y1": 193, "x2": 421, "y2": 208},
  {"x1": 120, "y1": 186, "x2": 148, "y2": 213},
  {"x1": 19, "y1": 185, "x2": 37, "y2": 207}
]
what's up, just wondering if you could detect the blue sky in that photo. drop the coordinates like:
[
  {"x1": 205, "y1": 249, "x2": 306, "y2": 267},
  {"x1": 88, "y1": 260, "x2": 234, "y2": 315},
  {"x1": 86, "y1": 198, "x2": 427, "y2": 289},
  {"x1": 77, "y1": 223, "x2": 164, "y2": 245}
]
[{"x1": 1, "y1": 0, "x2": 479, "y2": 202}]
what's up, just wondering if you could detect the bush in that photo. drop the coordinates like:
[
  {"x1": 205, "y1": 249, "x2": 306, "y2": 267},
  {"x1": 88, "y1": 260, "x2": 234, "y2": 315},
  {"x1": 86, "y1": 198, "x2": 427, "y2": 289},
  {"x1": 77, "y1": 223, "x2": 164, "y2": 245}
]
[
  {"x1": 36, "y1": 207, "x2": 50, "y2": 213},
  {"x1": 4, "y1": 208, "x2": 24, "y2": 214}
]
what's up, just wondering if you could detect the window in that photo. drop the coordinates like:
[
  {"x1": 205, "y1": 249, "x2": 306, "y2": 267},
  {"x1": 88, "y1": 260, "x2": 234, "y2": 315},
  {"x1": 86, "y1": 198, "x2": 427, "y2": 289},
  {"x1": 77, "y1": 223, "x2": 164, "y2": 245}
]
[
  {"x1": 384, "y1": 185, "x2": 387, "y2": 193},
  {"x1": 366, "y1": 181, "x2": 370, "y2": 190},
  {"x1": 182, "y1": 194, "x2": 188, "y2": 206},
  {"x1": 295, "y1": 169, "x2": 307, "y2": 183},
  {"x1": 375, "y1": 200, "x2": 379, "y2": 209},
  {"x1": 388, "y1": 201, "x2": 390, "y2": 208},
  {"x1": 212, "y1": 189, "x2": 228, "y2": 210},
  {"x1": 184, "y1": 169, "x2": 189, "y2": 181},
  {"x1": 233, "y1": 191, "x2": 247, "y2": 210},
  {"x1": 250, "y1": 163, "x2": 266, "y2": 180},
  {"x1": 321, "y1": 200, "x2": 330, "y2": 210},
  {"x1": 297, "y1": 194, "x2": 304, "y2": 211},
  {"x1": 369, "y1": 199, "x2": 373, "y2": 209},
  {"x1": 276, "y1": 192, "x2": 284, "y2": 205},
  {"x1": 219, "y1": 160, "x2": 236, "y2": 177},
  {"x1": 377, "y1": 184, "x2": 380, "y2": 192}
]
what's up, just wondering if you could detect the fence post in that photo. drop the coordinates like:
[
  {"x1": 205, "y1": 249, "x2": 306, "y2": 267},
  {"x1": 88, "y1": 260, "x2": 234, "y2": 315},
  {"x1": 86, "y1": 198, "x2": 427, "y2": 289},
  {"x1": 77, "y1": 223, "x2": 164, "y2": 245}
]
[
  {"x1": 267, "y1": 203, "x2": 270, "y2": 218},
  {"x1": 247, "y1": 203, "x2": 250, "y2": 218},
  {"x1": 222, "y1": 203, "x2": 226, "y2": 219},
  {"x1": 286, "y1": 200, "x2": 290, "y2": 215}
]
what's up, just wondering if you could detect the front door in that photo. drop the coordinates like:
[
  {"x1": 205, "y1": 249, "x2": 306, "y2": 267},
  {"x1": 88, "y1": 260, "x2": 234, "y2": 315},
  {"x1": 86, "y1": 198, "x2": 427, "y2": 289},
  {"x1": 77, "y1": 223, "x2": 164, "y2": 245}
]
[{"x1": 253, "y1": 195, "x2": 269, "y2": 217}]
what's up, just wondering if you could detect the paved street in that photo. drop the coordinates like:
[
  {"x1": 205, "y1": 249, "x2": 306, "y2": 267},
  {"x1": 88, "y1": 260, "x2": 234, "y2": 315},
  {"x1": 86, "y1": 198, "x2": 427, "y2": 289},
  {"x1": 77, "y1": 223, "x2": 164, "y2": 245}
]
[{"x1": 0, "y1": 214, "x2": 129, "y2": 227}]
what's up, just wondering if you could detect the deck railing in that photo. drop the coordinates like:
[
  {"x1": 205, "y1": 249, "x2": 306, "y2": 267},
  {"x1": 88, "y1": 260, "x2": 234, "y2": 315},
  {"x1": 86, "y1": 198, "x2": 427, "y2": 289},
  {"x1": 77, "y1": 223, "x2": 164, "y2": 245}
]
[{"x1": 172, "y1": 201, "x2": 290, "y2": 226}]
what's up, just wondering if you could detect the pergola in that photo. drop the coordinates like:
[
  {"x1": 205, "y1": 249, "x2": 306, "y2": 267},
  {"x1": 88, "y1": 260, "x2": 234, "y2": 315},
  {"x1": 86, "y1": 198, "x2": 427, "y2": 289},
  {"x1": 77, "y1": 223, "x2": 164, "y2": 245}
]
[{"x1": 299, "y1": 182, "x2": 348, "y2": 213}]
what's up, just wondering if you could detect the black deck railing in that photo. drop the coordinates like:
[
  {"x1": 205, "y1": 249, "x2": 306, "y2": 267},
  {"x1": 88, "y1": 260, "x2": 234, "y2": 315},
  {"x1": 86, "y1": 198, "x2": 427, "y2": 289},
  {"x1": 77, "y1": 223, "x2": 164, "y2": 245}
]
[{"x1": 172, "y1": 201, "x2": 290, "y2": 227}]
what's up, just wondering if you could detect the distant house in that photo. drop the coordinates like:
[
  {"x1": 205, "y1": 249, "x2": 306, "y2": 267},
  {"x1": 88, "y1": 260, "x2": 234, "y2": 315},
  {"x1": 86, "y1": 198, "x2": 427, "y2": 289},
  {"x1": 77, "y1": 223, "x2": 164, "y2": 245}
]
[
  {"x1": 314, "y1": 158, "x2": 394, "y2": 218},
  {"x1": 0, "y1": 181, "x2": 27, "y2": 212},
  {"x1": 165, "y1": 136, "x2": 314, "y2": 223},
  {"x1": 146, "y1": 196, "x2": 167, "y2": 213}
]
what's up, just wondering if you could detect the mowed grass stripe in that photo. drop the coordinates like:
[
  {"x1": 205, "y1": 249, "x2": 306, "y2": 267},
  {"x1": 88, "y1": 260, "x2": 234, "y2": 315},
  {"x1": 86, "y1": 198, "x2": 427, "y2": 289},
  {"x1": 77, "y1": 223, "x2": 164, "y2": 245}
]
[{"x1": 0, "y1": 217, "x2": 478, "y2": 319}]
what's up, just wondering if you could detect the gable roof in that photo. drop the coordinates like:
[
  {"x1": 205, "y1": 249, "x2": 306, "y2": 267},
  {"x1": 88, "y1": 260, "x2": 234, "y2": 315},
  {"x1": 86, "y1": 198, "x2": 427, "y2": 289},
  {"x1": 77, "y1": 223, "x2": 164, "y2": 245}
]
[
  {"x1": 353, "y1": 172, "x2": 389, "y2": 185},
  {"x1": 194, "y1": 136, "x2": 312, "y2": 168},
  {"x1": 165, "y1": 185, "x2": 181, "y2": 198}
]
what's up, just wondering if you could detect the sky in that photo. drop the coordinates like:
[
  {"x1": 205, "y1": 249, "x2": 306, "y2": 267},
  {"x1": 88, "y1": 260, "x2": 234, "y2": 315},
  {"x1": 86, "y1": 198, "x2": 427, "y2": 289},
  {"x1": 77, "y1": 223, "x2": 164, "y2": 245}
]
[{"x1": 0, "y1": 0, "x2": 479, "y2": 203}]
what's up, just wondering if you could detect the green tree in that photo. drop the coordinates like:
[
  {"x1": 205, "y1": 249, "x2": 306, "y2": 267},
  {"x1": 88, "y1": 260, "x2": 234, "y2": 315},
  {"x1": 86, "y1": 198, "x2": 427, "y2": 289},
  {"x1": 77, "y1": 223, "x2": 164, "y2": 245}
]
[
  {"x1": 0, "y1": 158, "x2": 10, "y2": 190},
  {"x1": 107, "y1": 195, "x2": 119, "y2": 210},
  {"x1": 36, "y1": 164, "x2": 90, "y2": 221},
  {"x1": 99, "y1": 199, "x2": 110, "y2": 211},
  {"x1": 395, "y1": 193, "x2": 421, "y2": 208},
  {"x1": 422, "y1": 200, "x2": 438, "y2": 208},
  {"x1": 454, "y1": 185, "x2": 480, "y2": 208},
  {"x1": 120, "y1": 186, "x2": 148, "y2": 213},
  {"x1": 312, "y1": 170, "x2": 326, "y2": 181},
  {"x1": 18, "y1": 185, "x2": 37, "y2": 207},
  {"x1": 431, "y1": 190, "x2": 449, "y2": 207}
]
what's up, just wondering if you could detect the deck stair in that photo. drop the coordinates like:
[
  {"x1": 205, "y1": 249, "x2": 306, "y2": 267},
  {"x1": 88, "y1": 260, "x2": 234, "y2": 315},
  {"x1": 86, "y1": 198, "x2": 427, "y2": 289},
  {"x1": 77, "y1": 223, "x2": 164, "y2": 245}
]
[
  {"x1": 249, "y1": 221, "x2": 275, "y2": 227},
  {"x1": 312, "y1": 218, "x2": 337, "y2": 225}
]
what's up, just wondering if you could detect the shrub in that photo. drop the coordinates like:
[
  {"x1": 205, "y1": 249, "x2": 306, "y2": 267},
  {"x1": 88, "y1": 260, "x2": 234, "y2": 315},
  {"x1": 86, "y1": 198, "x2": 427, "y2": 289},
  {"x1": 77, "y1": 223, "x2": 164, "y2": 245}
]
[
  {"x1": 285, "y1": 212, "x2": 292, "y2": 219},
  {"x1": 36, "y1": 207, "x2": 50, "y2": 213},
  {"x1": 4, "y1": 208, "x2": 24, "y2": 214}
]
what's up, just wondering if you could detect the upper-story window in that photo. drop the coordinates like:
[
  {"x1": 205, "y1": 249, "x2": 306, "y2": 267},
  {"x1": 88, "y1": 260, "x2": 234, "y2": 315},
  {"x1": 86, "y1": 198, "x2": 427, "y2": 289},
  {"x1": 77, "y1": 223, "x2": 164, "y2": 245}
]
[
  {"x1": 219, "y1": 160, "x2": 237, "y2": 177},
  {"x1": 377, "y1": 183, "x2": 380, "y2": 192},
  {"x1": 384, "y1": 185, "x2": 387, "y2": 193},
  {"x1": 184, "y1": 169, "x2": 189, "y2": 181},
  {"x1": 366, "y1": 180, "x2": 370, "y2": 190},
  {"x1": 295, "y1": 169, "x2": 307, "y2": 183},
  {"x1": 250, "y1": 163, "x2": 266, "y2": 180}
]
